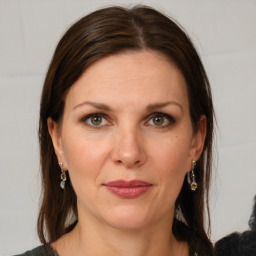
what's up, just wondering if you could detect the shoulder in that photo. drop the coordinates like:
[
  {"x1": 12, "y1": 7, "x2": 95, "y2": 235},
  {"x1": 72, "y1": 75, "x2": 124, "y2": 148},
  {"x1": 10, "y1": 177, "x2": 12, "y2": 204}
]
[
  {"x1": 13, "y1": 245, "x2": 45, "y2": 256},
  {"x1": 13, "y1": 244, "x2": 57, "y2": 256}
]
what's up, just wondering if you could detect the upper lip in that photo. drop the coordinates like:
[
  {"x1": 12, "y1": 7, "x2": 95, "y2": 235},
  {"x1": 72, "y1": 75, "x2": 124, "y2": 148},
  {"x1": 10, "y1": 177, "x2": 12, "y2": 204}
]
[{"x1": 104, "y1": 180, "x2": 152, "y2": 188}]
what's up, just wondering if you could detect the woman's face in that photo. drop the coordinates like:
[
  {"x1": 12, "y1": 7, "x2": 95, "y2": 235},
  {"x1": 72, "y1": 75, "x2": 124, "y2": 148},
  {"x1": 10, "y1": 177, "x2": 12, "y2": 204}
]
[{"x1": 49, "y1": 50, "x2": 206, "y2": 230}]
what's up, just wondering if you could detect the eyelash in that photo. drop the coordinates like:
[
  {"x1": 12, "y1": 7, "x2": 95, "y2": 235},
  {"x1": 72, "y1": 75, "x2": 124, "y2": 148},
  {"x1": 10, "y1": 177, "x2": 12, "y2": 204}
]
[
  {"x1": 80, "y1": 113, "x2": 109, "y2": 128},
  {"x1": 147, "y1": 112, "x2": 176, "y2": 128},
  {"x1": 80, "y1": 112, "x2": 176, "y2": 129}
]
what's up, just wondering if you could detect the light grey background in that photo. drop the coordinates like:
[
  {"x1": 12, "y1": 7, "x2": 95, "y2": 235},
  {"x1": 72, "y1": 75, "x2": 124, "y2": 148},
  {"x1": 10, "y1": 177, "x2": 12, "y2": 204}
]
[{"x1": 0, "y1": 0, "x2": 255, "y2": 255}]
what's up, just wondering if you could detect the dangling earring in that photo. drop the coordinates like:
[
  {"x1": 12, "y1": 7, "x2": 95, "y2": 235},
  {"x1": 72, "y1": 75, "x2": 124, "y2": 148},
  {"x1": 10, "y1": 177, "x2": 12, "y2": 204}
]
[
  {"x1": 187, "y1": 160, "x2": 198, "y2": 191},
  {"x1": 59, "y1": 162, "x2": 67, "y2": 189}
]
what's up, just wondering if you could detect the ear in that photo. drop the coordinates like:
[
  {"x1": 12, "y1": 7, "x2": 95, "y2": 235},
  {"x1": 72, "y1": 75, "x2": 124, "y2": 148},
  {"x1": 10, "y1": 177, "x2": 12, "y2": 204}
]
[
  {"x1": 188, "y1": 115, "x2": 207, "y2": 168},
  {"x1": 47, "y1": 117, "x2": 67, "y2": 169}
]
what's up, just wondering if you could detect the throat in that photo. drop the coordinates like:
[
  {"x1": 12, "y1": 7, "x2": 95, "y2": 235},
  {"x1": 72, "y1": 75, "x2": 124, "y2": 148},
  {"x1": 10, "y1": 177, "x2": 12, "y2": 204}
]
[{"x1": 51, "y1": 223, "x2": 189, "y2": 256}]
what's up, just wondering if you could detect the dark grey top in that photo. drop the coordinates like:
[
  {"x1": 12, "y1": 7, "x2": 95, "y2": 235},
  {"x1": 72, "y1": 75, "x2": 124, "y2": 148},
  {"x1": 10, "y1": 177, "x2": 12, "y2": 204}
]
[
  {"x1": 14, "y1": 244, "x2": 200, "y2": 256},
  {"x1": 13, "y1": 244, "x2": 57, "y2": 256}
]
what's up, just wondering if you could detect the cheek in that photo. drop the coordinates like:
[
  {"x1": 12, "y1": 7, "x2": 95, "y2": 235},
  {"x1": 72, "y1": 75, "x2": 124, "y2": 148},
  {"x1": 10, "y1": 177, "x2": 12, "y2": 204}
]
[
  {"x1": 151, "y1": 135, "x2": 191, "y2": 197},
  {"x1": 153, "y1": 134, "x2": 191, "y2": 173},
  {"x1": 61, "y1": 131, "x2": 111, "y2": 190}
]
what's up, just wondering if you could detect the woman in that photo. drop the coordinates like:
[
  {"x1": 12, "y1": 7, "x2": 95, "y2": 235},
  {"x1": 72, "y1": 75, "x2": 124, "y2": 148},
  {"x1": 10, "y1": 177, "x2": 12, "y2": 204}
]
[{"x1": 16, "y1": 5, "x2": 215, "y2": 256}]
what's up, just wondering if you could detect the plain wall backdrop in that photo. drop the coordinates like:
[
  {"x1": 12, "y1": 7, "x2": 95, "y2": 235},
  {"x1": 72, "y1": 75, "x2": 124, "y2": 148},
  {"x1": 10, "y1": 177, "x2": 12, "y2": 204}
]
[{"x1": 0, "y1": 0, "x2": 255, "y2": 255}]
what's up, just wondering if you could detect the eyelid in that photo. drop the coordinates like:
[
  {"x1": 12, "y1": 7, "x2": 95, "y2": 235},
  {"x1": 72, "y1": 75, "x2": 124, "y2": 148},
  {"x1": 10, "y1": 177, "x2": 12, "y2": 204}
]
[
  {"x1": 80, "y1": 113, "x2": 111, "y2": 128},
  {"x1": 149, "y1": 112, "x2": 175, "y2": 121},
  {"x1": 79, "y1": 111, "x2": 176, "y2": 129},
  {"x1": 80, "y1": 112, "x2": 107, "y2": 121},
  {"x1": 145, "y1": 112, "x2": 176, "y2": 128}
]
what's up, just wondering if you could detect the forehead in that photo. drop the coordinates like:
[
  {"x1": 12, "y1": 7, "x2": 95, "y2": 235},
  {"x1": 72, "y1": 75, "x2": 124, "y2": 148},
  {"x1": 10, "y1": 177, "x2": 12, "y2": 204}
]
[{"x1": 65, "y1": 50, "x2": 189, "y2": 111}]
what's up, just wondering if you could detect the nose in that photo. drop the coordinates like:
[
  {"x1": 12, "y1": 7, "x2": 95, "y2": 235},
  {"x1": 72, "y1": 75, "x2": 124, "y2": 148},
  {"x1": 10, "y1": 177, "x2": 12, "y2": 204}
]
[{"x1": 110, "y1": 127, "x2": 146, "y2": 169}]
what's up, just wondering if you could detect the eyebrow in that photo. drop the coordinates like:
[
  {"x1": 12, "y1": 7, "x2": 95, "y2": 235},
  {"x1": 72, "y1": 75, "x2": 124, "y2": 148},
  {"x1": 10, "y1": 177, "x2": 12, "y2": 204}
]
[
  {"x1": 73, "y1": 101, "x2": 112, "y2": 111},
  {"x1": 146, "y1": 101, "x2": 183, "y2": 113},
  {"x1": 73, "y1": 100, "x2": 183, "y2": 113}
]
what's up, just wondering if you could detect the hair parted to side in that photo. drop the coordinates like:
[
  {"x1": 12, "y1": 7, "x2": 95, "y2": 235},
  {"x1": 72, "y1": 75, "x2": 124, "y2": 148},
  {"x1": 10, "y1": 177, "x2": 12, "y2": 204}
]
[{"x1": 38, "y1": 5, "x2": 215, "y2": 249}]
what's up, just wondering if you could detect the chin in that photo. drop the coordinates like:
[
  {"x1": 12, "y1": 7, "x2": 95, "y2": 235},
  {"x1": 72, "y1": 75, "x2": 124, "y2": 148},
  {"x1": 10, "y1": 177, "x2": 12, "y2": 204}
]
[{"x1": 102, "y1": 205, "x2": 154, "y2": 230}]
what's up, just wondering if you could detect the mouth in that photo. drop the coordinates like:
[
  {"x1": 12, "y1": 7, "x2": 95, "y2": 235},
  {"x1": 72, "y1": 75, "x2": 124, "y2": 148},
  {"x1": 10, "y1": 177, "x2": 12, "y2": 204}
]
[{"x1": 103, "y1": 180, "x2": 153, "y2": 199}]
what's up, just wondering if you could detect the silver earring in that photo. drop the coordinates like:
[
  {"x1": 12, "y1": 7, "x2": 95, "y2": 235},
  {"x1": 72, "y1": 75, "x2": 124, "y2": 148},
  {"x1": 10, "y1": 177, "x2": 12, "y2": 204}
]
[
  {"x1": 59, "y1": 162, "x2": 66, "y2": 189},
  {"x1": 187, "y1": 160, "x2": 198, "y2": 191}
]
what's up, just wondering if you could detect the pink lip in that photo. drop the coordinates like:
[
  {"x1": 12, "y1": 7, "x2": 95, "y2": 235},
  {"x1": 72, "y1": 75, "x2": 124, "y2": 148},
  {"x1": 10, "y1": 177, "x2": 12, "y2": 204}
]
[{"x1": 104, "y1": 180, "x2": 152, "y2": 199}]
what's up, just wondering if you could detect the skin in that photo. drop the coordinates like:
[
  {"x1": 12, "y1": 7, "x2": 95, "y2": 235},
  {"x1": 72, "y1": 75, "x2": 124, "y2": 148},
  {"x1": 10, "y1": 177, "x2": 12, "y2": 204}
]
[{"x1": 48, "y1": 50, "x2": 206, "y2": 256}]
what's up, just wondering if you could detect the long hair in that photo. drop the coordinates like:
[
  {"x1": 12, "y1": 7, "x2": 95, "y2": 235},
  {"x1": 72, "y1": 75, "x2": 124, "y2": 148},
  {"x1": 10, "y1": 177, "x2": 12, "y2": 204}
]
[{"x1": 38, "y1": 5, "x2": 215, "y2": 250}]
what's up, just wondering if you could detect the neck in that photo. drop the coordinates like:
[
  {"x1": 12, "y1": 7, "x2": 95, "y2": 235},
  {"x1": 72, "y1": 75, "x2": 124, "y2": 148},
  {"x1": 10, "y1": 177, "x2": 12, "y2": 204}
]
[{"x1": 53, "y1": 209, "x2": 188, "y2": 256}]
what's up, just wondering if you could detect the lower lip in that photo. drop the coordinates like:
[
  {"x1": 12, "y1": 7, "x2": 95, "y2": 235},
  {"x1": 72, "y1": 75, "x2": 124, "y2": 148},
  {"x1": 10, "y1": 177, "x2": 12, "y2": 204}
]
[{"x1": 105, "y1": 186, "x2": 152, "y2": 199}]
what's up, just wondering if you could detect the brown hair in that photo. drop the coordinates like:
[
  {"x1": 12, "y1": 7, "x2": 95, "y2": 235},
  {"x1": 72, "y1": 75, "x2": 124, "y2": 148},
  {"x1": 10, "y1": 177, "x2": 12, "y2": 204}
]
[{"x1": 38, "y1": 5, "x2": 215, "y2": 250}]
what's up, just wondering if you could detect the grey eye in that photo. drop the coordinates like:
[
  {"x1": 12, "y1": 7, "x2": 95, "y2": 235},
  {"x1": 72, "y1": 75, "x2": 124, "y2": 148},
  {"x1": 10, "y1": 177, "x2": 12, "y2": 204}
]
[
  {"x1": 91, "y1": 116, "x2": 103, "y2": 125},
  {"x1": 152, "y1": 116, "x2": 165, "y2": 126},
  {"x1": 146, "y1": 112, "x2": 175, "y2": 128}
]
